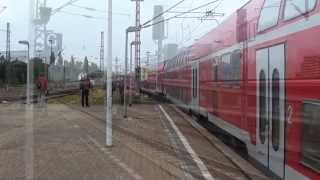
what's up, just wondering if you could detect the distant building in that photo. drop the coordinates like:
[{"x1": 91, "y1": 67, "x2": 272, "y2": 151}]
[{"x1": 0, "y1": 50, "x2": 28, "y2": 62}]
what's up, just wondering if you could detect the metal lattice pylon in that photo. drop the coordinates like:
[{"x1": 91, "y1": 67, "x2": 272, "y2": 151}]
[
  {"x1": 32, "y1": 0, "x2": 50, "y2": 59},
  {"x1": 100, "y1": 32, "x2": 104, "y2": 72},
  {"x1": 135, "y1": 0, "x2": 141, "y2": 83}
]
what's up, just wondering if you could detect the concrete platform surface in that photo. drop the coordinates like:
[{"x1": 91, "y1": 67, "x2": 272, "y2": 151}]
[{"x1": 0, "y1": 99, "x2": 267, "y2": 180}]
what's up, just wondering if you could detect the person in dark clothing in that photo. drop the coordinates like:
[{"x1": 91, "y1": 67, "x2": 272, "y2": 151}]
[
  {"x1": 118, "y1": 80, "x2": 124, "y2": 104},
  {"x1": 80, "y1": 77, "x2": 92, "y2": 107},
  {"x1": 112, "y1": 81, "x2": 116, "y2": 95}
]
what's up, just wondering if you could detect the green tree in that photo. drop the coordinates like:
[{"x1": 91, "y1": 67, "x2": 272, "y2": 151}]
[
  {"x1": 32, "y1": 57, "x2": 46, "y2": 81},
  {"x1": 0, "y1": 55, "x2": 6, "y2": 84},
  {"x1": 90, "y1": 62, "x2": 99, "y2": 72},
  {"x1": 9, "y1": 60, "x2": 27, "y2": 84}
]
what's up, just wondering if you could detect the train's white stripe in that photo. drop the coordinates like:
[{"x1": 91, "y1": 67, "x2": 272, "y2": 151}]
[
  {"x1": 159, "y1": 105, "x2": 215, "y2": 180},
  {"x1": 251, "y1": 14, "x2": 320, "y2": 47},
  {"x1": 208, "y1": 14, "x2": 320, "y2": 58},
  {"x1": 166, "y1": 13, "x2": 320, "y2": 72},
  {"x1": 205, "y1": 13, "x2": 320, "y2": 61}
]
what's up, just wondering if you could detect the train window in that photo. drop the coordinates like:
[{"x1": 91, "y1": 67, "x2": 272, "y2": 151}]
[
  {"x1": 258, "y1": 0, "x2": 282, "y2": 32},
  {"x1": 284, "y1": 0, "x2": 317, "y2": 20},
  {"x1": 212, "y1": 65, "x2": 218, "y2": 81},
  {"x1": 271, "y1": 69, "x2": 280, "y2": 151},
  {"x1": 302, "y1": 101, "x2": 320, "y2": 172},
  {"x1": 192, "y1": 69, "x2": 195, "y2": 98},
  {"x1": 219, "y1": 53, "x2": 232, "y2": 81},
  {"x1": 193, "y1": 68, "x2": 198, "y2": 98},
  {"x1": 194, "y1": 69, "x2": 197, "y2": 98},
  {"x1": 259, "y1": 70, "x2": 267, "y2": 144},
  {"x1": 231, "y1": 50, "x2": 242, "y2": 81},
  {"x1": 219, "y1": 52, "x2": 242, "y2": 82},
  {"x1": 212, "y1": 57, "x2": 219, "y2": 81}
]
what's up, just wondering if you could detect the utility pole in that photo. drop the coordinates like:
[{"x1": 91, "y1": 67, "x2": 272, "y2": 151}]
[
  {"x1": 156, "y1": 40, "x2": 162, "y2": 91},
  {"x1": 100, "y1": 31, "x2": 104, "y2": 72},
  {"x1": 124, "y1": 26, "x2": 141, "y2": 118},
  {"x1": 129, "y1": 43, "x2": 133, "y2": 106},
  {"x1": 5, "y1": 22, "x2": 10, "y2": 89},
  {"x1": 6, "y1": 23, "x2": 10, "y2": 62},
  {"x1": 132, "y1": 0, "x2": 143, "y2": 92},
  {"x1": 33, "y1": 0, "x2": 51, "y2": 56},
  {"x1": 129, "y1": 41, "x2": 137, "y2": 106},
  {"x1": 106, "y1": 0, "x2": 113, "y2": 147}
]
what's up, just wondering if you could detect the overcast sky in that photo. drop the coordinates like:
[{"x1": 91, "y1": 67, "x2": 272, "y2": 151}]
[{"x1": 0, "y1": 0, "x2": 249, "y2": 65}]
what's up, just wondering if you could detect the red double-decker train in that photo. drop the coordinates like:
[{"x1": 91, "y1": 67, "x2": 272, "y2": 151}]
[{"x1": 142, "y1": 0, "x2": 320, "y2": 179}]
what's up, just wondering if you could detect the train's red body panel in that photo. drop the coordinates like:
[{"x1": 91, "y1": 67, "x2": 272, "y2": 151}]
[{"x1": 143, "y1": 0, "x2": 320, "y2": 179}]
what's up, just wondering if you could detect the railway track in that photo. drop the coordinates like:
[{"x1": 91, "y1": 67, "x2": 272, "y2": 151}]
[{"x1": 0, "y1": 88, "x2": 79, "y2": 103}]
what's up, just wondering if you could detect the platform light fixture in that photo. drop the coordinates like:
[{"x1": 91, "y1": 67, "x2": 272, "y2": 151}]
[
  {"x1": 18, "y1": 40, "x2": 31, "y2": 105},
  {"x1": 124, "y1": 26, "x2": 141, "y2": 118}
]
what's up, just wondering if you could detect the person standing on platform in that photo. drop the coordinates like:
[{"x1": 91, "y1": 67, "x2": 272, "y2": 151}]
[
  {"x1": 36, "y1": 73, "x2": 48, "y2": 106},
  {"x1": 80, "y1": 76, "x2": 92, "y2": 108},
  {"x1": 118, "y1": 79, "x2": 124, "y2": 104}
]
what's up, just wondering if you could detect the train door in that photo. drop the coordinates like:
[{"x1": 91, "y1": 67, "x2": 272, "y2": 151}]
[
  {"x1": 191, "y1": 63, "x2": 199, "y2": 110},
  {"x1": 256, "y1": 44, "x2": 286, "y2": 178}
]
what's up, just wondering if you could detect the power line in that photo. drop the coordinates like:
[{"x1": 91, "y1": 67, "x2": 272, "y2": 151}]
[
  {"x1": 179, "y1": 21, "x2": 203, "y2": 45},
  {"x1": 69, "y1": 4, "x2": 130, "y2": 17},
  {"x1": 59, "y1": 10, "x2": 105, "y2": 20},
  {"x1": 168, "y1": 11, "x2": 222, "y2": 14},
  {"x1": 0, "y1": 6, "x2": 7, "y2": 15},
  {"x1": 176, "y1": 0, "x2": 222, "y2": 46},
  {"x1": 173, "y1": 16, "x2": 221, "y2": 20},
  {"x1": 142, "y1": 0, "x2": 221, "y2": 29},
  {"x1": 52, "y1": 0, "x2": 82, "y2": 15},
  {"x1": 71, "y1": 4, "x2": 105, "y2": 13},
  {"x1": 142, "y1": 0, "x2": 187, "y2": 26}
]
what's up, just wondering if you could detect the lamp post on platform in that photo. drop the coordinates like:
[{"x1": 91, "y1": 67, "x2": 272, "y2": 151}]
[
  {"x1": 18, "y1": 40, "x2": 30, "y2": 105},
  {"x1": 129, "y1": 41, "x2": 140, "y2": 106},
  {"x1": 124, "y1": 26, "x2": 141, "y2": 118}
]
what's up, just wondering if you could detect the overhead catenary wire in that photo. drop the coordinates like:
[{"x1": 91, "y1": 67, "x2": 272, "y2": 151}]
[
  {"x1": 142, "y1": 0, "x2": 221, "y2": 29},
  {"x1": 173, "y1": 16, "x2": 221, "y2": 20},
  {"x1": 69, "y1": 4, "x2": 130, "y2": 17},
  {"x1": 0, "y1": 6, "x2": 7, "y2": 15},
  {"x1": 142, "y1": 0, "x2": 187, "y2": 26},
  {"x1": 179, "y1": 21, "x2": 203, "y2": 45},
  {"x1": 168, "y1": 11, "x2": 223, "y2": 15},
  {"x1": 52, "y1": 0, "x2": 82, "y2": 15},
  {"x1": 164, "y1": 0, "x2": 223, "y2": 46},
  {"x1": 70, "y1": 4, "x2": 105, "y2": 13},
  {"x1": 58, "y1": 10, "x2": 129, "y2": 20},
  {"x1": 59, "y1": 10, "x2": 105, "y2": 20},
  {"x1": 180, "y1": 23, "x2": 218, "y2": 46}
]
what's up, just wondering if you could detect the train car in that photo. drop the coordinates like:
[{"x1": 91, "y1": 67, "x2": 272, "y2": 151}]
[{"x1": 142, "y1": 0, "x2": 320, "y2": 179}]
